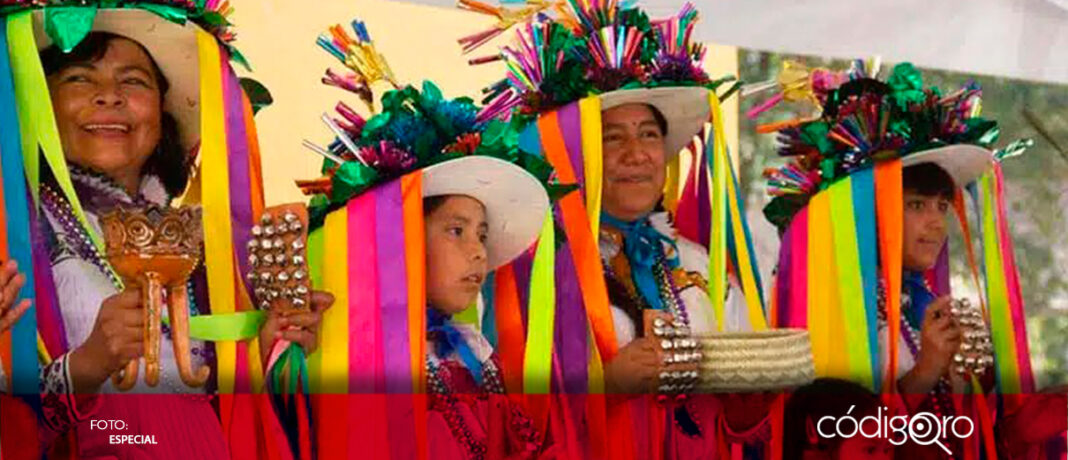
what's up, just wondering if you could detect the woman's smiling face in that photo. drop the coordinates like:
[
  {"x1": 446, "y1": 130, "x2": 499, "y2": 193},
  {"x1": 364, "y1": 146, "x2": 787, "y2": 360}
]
[{"x1": 48, "y1": 37, "x2": 163, "y2": 189}]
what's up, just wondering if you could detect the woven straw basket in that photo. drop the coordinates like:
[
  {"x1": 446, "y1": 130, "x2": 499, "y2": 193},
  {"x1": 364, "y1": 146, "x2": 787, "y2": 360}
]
[{"x1": 696, "y1": 329, "x2": 815, "y2": 392}]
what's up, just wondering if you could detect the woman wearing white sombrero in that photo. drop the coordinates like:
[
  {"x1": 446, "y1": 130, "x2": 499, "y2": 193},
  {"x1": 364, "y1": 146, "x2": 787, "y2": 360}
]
[
  {"x1": 596, "y1": 87, "x2": 755, "y2": 392},
  {"x1": 3, "y1": 3, "x2": 331, "y2": 458},
  {"x1": 462, "y1": 1, "x2": 780, "y2": 456}
]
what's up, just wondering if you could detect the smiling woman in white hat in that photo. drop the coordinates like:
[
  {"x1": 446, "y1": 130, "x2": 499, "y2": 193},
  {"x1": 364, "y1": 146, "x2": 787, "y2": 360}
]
[
  {"x1": 459, "y1": 1, "x2": 782, "y2": 457},
  {"x1": 0, "y1": 2, "x2": 322, "y2": 458}
]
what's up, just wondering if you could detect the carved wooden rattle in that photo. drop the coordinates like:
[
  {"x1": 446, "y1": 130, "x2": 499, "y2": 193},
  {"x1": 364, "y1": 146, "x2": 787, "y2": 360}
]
[{"x1": 101, "y1": 206, "x2": 209, "y2": 391}]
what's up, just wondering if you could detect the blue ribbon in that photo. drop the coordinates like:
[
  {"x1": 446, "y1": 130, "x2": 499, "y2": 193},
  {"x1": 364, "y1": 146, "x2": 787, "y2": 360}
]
[
  {"x1": 0, "y1": 18, "x2": 39, "y2": 396},
  {"x1": 851, "y1": 168, "x2": 881, "y2": 391},
  {"x1": 480, "y1": 271, "x2": 497, "y2": 348},
  {"x1": 904, "y1": 271, "x2": 935, "y2": 329},
  {"x1": 726, "y1": 149, "x2": 766, "y2": 308},
  {"x1": 427, "y1": 308, "x2": 483, "y2": 385},
  {"x1": 601, "y1": 213, "x2": 679, "y2": 311}
]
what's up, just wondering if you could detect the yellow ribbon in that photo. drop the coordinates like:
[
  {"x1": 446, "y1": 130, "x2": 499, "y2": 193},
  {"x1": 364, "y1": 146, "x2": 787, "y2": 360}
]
[
  {"x1": 827, "y1": 178, "x2": 875, "y2": 389},
  {"x1": 523, "y1": 213, "x2": 556, "y2": 394},
  {"x1": 708, "y1": 93, "x2": 728, "y2": 331},
  {"x1": 197, "y1": 29, "x2": 239, "y2": 394},
  {"x1": 980, "y1": 173, "x2": 1020, "y2": 393},
  {"x1": 579, "y1": 96, "x2": 603, "y2": 240},
  {"x1": 316, "y1": 211, "x2": 350, "y2": 394},
  {"x1": 725, "y1": 152, "x2": 767, "y2": 331},
  {"x1": 8, "y1": 13, "x2": 111, "y2": 264},
  {"x1": 807, "y1": 190, "x2": 837, "y2": 377}
]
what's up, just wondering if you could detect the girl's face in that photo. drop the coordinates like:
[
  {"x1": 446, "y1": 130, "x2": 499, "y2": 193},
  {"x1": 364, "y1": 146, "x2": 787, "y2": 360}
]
[
  {"x1": 901, "y1": 189, "x2": 950, "y2": 271},
  {"x1": 425, "y1": 195, "x2": 489, "y2": 315}
]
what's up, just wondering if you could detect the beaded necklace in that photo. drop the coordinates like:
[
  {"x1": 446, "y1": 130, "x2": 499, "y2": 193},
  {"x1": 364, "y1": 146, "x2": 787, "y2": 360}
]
[
  {"x1": 425, "y1": 350, "x2": 508, "y2": 460},
  {"x1": 878, "y1": 280, "x2": 956, "y2": 459},
  {"x1": 603, "y1": 254, "x2": 691, "y2": 331}
]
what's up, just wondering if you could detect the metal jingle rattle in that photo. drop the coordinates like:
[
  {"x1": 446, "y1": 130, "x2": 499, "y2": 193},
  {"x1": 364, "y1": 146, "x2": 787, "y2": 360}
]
[
  {"x1": 246, "y1": 204, "x2": 312, "y2": 315},
  {"x1": 950, "y1": 298, "x2": 994, "y2": 377},
  {"x1": 647, "y1": 311, "x2": 699, "y2": 395}
]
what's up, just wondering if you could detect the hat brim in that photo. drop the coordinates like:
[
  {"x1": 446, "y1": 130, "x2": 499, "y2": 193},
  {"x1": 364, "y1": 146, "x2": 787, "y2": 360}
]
[
  {"x1": 901, "y1": 145, "x2": 994, "y2": 187},
  {"x1": 422, "y1": 156, "x2": 550, "y2": 269},
  {"x1": 33, "y1": 9, "x2": 202, "y2": 153},
  {"x1": 600, "y1": 86, "x2": 711, "y2": 157}
]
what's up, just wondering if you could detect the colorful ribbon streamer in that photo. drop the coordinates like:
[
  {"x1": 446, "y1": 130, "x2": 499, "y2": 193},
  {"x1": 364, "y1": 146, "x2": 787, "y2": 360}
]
[
  {"x1": 977, "y1": 168, "x2": 1031, "y2": 394},
  {"x1": 309, "y1": 173, "x2": 426, "y2": 458},
  {"x1": 536, "y1": 104, "x2": 616, "y2": 364},
  {"x1": 198, "y1": 27, "x2": 242, "y2": 395},
  {"x1": 708, "y1": 93, "x2": 728, "y2": 331},
  {"x1": 0, "y1": 15, "x2": 36, "y2": 395},
  {"x1": 724, "y1": 146, "x2": 767, "y2": 330},
  {"x1": 806, "y1": 190, "x2": 837, "y2": 377},
  {"x1": 991, "y1": 165, "x2": 1034, "y2": 393},
  {"x1": 8, "y1": 12, "x2": 105, "y2": 256},
  {"x1": 827, "y1": 177, "x2": 874, "y2": 389},
  {"x1": 523, "y1": 213, "x2": 556, "y2": 394},
  {"x1": 874, "y1": 160, "x2": 903, "y2": 393},
  {"x1": 493, "y1": 265, "x2": 525, "y2": 393},
  {"x1": 850, "y1": 168, "x2": 881, "y2": 391}
]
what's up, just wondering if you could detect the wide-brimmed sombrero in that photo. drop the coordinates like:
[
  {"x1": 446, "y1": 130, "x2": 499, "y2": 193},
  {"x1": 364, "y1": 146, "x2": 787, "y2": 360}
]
[
  {"x1": 31, "y1": 9, "x2": 200, "y2": 152},
  {"x1": 9, "y1": 1, "x2": 248, "y2": 154},
  {"x1": 462, "y1": 1, "x2": 739, "y2": 157},
  {"x1": 600, "y1": 86, "x2": 713, "y2": 159},
  {"x1": 900, "y1": 144, "x2": 993, "y2": 187},
  {"x1": 761, "y1": 62, "x2": 1000, "y2": 230},
  {"x1": 298, "y1": 21, "x2": 572, "y2": 268},
  {"x1": 422, "y1": 155, "x2": 550, "y2": 268},
  {"x1": 300, "y1": 80, "x2": 562, "y2": 268}
]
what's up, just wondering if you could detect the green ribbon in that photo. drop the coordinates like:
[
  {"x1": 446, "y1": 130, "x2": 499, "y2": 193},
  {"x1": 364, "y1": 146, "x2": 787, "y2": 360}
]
[
  {"x1": 239, "y1": 77, "x2": 273, "y2": 114},
  {"x1": 329, "y1": 161, "x2": 378, "y2": 204},
  {"x1": 42, "y1": 3, "x2": 194, "y2": 52},
  {"x1": 28, "y1": 1, "x2": 254, "y2": 71},
  {"x1": 44, "y1": 6, "x2": 98, "y2": 53},
  {"x1": 268, "y1": 344, "x2": 307, "y2": 395},
  {"x1": 161, "y1": 311, "x2": 265, "y2": 342},
  {"x1": 887, "y1": 62, "x2": 927, "y2": 108},
  {"x1": 800, "y1": 121, "x2": 833, "y2": 154}
]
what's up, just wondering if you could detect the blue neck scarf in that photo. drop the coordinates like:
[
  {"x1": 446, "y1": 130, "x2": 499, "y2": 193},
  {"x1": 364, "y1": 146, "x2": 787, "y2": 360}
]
[
  {"x1": 601, "y1": 213, "x2": 679, "y2": 311},
  {"x1": 903, "y1": 271, "x2": 934, "y2": 329},
  {"x1": 426, "y1": 308, "x2": 483, "y2": 385}
]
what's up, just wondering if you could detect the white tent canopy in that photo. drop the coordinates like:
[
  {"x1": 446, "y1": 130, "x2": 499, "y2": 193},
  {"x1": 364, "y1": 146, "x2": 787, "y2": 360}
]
[{"x1": 393, "y1": 0, "x2": 1068, "y2": 85}]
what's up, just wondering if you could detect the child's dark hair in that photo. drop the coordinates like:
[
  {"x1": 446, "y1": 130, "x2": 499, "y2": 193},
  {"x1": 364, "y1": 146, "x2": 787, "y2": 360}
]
[
  {"x1": 424, "y1": 195, "x2": 449, "y2": 215},
  {"x1": 783, "y1": 378, "x2": 882, "y2": 460},
  {"x1": 902, "y1": 162, "x2": 955, "y2": 200},
  {"x1": 40, "y1": 32, "x2": 190, "y2": 198}
]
